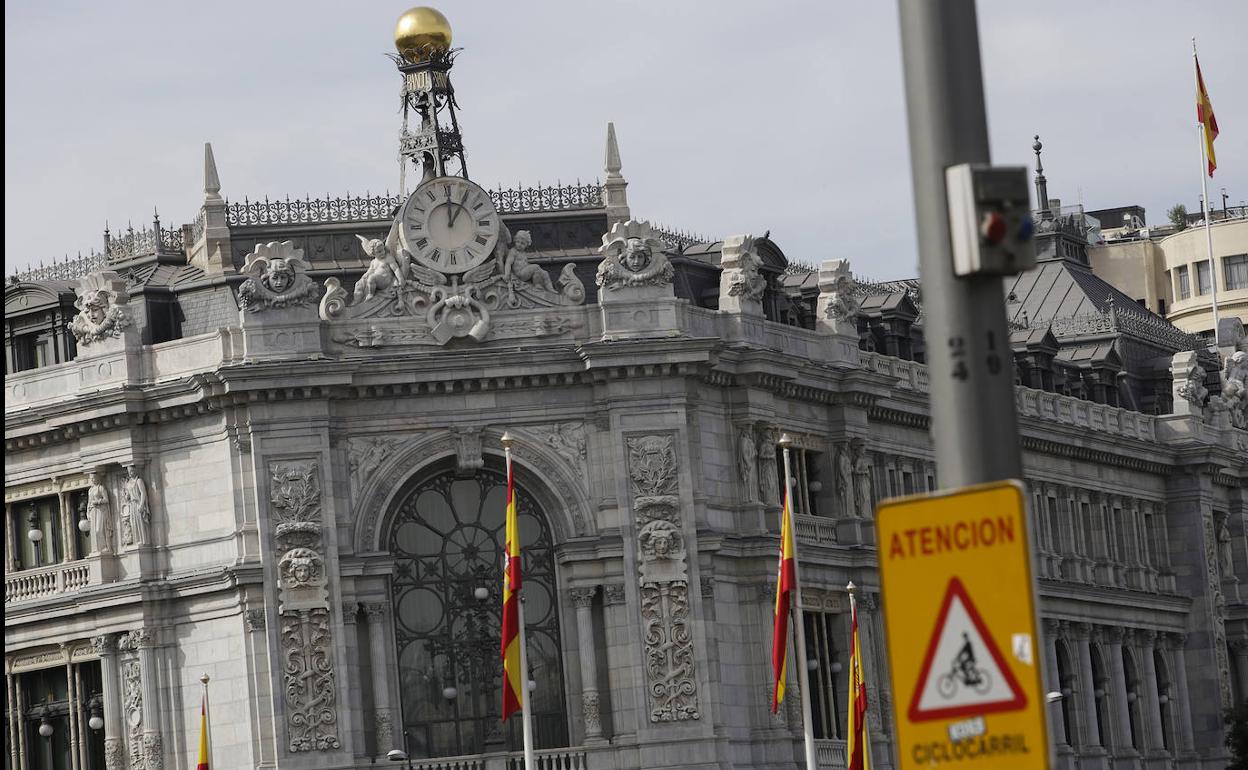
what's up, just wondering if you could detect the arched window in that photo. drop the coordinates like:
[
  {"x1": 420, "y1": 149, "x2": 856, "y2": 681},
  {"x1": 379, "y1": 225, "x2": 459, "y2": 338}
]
[
  {"x1": 1055, "y1": 641, "x2": 1077, "y2": 745},
  {"x1": 1090, "y1": 646, "x2": 1108, "y2": 747},
  {"x1": 388, "y1": 459, "x2": 567, "y2": 758}
]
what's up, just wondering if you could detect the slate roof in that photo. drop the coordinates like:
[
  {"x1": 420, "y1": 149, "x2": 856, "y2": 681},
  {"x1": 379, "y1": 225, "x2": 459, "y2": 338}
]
[{"x1": 1003, "y1": 259, "x2": 1148, "y2": 327}]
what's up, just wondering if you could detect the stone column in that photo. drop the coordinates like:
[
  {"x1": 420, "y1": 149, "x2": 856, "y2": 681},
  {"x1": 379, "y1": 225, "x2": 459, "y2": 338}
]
[
  {"x1": 600, "y1": 582, "x2": 637, "y2": 740},
  {"x1": 569, "y1": 586, "x2": 605, "y2": 743},
  {"x1": 1233, "y1": 638, "x2": 1248, "y2": 705},
  {"x1": 1042, "y1": 619, "x2": 1067, "y2": 745},
  {"x1": 1072, "y1": 624, "x2": 1100, "y2": 749},
  {"x1": 364, "y1": 603, "x2": 395, "y2": 755},
  {"x1": 4, "y1": 503, "x2": 16, "y2": 572},
  {"x1": 64, "y1": 646, "x2": 81, "y2": 770},
  {"x1": 7, "y1": 671, "x2": 20, "y2": 770},
  {"x1": 135, "y1": 630, "x2": 164, "y2": 770},
  {"x1": 58, "y1": 488, "x2": 78, "y2": 562},
  {"x1": 92, "y1": 634, "x2": 124, "y2": 770},
  {"x1": 1136, "y1": 630, "x2": 1164, "y2": 753},
  {"x1": 1103, "y1": 627, "x2": 1133, "y2": 752},
  {"x1": 1166, "y1": 633, "x2": 1195, "y2": 753}
]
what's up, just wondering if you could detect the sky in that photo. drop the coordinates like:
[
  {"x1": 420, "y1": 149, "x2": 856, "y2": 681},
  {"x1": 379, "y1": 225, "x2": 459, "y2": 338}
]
[{"x1": 5, "y1": 1, "x2": 1246, "y2": 280}]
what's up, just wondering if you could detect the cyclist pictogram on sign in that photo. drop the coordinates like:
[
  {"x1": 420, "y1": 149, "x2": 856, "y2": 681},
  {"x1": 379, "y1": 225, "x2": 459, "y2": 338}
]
[{"x1": 907, "y1": 577, "x2": 1027, "y2": 722}]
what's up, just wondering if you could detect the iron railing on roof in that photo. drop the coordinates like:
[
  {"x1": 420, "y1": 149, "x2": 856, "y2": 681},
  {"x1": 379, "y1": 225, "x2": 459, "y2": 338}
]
[
  {"x1": 1020, "y1": 303, "x2": 1203, "y2": 352},
  {"x1": 10, "y1": 251, "x2": 109, "y2": 284},
  {"x1": 652, "y1": 224, "x2": 714, "y2": 251},
  {"x1": 224, "y1": 182, "x2": 609, "y2": 226}
]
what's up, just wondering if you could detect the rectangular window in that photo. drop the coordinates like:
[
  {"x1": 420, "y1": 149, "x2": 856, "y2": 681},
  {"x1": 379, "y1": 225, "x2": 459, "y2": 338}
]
[
  {"x1": 1225, "y1": 254, "x2": 1248, "y2": 290},
  {"x1": 1196, "y1": 261, "x2": 1212, "y2": 295},
  {"x1": 11, "y1": 497, "x2": 62, "y2": 569},
  {"x1": 1175, "y1": 265, "x2": 1191, "y2": 299},
  {"x1": 802, "y1": 611, "x2": 843, "y2": 740}
]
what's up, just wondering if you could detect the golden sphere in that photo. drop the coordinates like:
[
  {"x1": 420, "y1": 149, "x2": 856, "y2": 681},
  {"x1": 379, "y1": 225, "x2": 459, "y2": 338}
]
[{"x1": 394, "y1": 7, "x2": 452, "y2": 61}]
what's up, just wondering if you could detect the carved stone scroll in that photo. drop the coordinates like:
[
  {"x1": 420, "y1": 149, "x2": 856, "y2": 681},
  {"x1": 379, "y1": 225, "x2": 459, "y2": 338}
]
[{"x1": 626, "y1": 434, "x2": 701, "y2": 722}]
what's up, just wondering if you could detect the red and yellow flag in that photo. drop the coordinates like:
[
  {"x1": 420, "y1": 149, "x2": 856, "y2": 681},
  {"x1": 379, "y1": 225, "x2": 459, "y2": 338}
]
[
  {"x1": 196, "y1": 689, "x2": 210, "y2": 770},
  {"x1": 1196, "y1": 55, "x2": 1219, "y2": 177},
  {"x1": 500, "y1": 454, "x2": 524, "y2": 721},
  {"x1": 846, "y1": 595, "x2": 870, "y2": 770},
  {"x1": 771, "y1": 484, "x2": 797, "y2": 712}
]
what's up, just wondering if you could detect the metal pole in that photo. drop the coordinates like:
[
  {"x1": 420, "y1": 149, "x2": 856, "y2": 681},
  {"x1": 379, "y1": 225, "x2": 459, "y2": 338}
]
[
  {"x1": 897, "y1": 0, "x2": 1023, "y2": 487},
  {"x1": 780, "y1": 435, "x2": 818, "y2": 770},
  {"x1": 1193, "y1": 40, "x2": 1221, "y2": 343}
]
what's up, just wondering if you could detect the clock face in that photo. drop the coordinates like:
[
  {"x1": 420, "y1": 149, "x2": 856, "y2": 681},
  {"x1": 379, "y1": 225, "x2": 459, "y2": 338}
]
[{"x1": 400, "y1": 176, "x2": 500, "y2": 274}]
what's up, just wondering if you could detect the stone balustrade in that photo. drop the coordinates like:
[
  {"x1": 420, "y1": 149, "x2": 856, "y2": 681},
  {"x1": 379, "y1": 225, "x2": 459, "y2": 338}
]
[
  {"x1": 387, "y1": 747, "x2": 588, "y2": 770},
  {"x1": 5, "y1": 561, "x2": 91, "y2": 604},
  {"x1": 815, "y1": 738, "x2": 848, "y2": 768},
  {"x1": 795, "y1": 514, "x2": 839, "y2": 546}
]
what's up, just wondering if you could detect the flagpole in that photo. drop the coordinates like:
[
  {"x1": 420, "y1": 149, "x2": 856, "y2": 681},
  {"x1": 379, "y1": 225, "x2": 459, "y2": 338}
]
[
  {"x1": 779, "y1": 434, "x2": 818, "y2": 770},
  {"x1": 502, "y1": 435, "x2": 536, "y2": 770},
  {"x1": 847, "y1": 583, "x2": 870, "y2": 770},
  {"x1": 1194, "y1": 38, "x2": 1221, "y2": 342},
  {"x1": 201, "y1": 673, "x2": 213, "y2": 770}
]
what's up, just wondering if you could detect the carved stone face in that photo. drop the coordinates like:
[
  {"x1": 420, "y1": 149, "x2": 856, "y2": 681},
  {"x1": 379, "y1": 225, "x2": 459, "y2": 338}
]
[
  {"x1": 620, "y1": 238, "x2": 651, "y2": 273},
  {"x1": 652, "y1": 530, "x2": 674, "y2": 557},
  {"x1": 264, "y1": 258, "x2": 295, "y2": 293},
  {"x1": 366, "y1": 239, "x2": 387, "y2": 260},
  {"x1": 81, "y1": 290, "x2": 109, "y2": 324},
  {"x1": 513, "y1": 230, "x2": 532, "y2": 251}
]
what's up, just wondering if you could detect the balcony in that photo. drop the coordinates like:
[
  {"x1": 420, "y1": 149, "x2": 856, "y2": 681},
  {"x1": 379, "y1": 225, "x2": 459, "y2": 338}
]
[
  {"x1": 816, "y1": 739, "x2": 848, "y2": 768},
  {"x1": 5, "y1": 560, "x2": 91, "y2": 604},
  {"x1": 795, "y1": 514, "x2": 840, "y2": 546},
  {"x1": 373, "y1": 747, "x2": 588, "y2": 770}
]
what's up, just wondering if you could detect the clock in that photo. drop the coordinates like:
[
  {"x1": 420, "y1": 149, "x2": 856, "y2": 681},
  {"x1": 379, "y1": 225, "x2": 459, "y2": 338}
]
[{"x1": 399, "y1": 176, "x2": 500, "y2": 274}]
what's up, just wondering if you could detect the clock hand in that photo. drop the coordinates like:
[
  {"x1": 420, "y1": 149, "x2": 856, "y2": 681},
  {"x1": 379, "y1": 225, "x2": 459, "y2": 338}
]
[{"x1": 447, "y1": 190, "x2": 469, "y2": 228}]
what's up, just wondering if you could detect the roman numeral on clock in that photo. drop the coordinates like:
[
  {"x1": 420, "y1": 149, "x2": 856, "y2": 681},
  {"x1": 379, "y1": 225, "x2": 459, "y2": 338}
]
[
  {"x1": 414, "y1": 237, "x2": 428, "y2": 250},
  {"x1": 429, "y1": 248, "x2": 441, "y2": 263},
  {"x1": 477, "y1": 219, "x2": 491, "y2": 227},
  {"x1": 474, "y1": 235, "x2": 489, "y2": 246}
]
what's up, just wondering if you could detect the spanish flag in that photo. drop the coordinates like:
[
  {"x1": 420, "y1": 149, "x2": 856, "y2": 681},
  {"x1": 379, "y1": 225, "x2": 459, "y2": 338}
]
[
  {"x1": 196, "y1": 688, "x2": 210, "y2": 770},
  {"x1": 771, "y1": 482, "x2": 797, "y2": 712},
  {"x1": 1196, "y1": 54, "x2": 1219, "y2": 177},
  {"x1": 846, "y1": 593, "x2": 869, "y2": 770},
  {"x1": 500, "y1": 452, "x2": 524, "y2": 721}
]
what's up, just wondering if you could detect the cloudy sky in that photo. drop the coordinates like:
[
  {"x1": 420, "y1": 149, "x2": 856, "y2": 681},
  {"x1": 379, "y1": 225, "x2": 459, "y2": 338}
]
[{"x1": 5, "y1": 1, "x2": 1246, "y2": 279}]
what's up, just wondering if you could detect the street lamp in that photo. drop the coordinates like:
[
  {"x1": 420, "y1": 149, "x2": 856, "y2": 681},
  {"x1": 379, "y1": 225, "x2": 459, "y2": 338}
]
[
  {"x1": 88, "y1": 697, "x2": 104, "y2": 731},
  {"x1": 38, "y1": 710, "x2": 54, "y2": 739},
  {"x1": 387, "y1": 729, "x2": 416, "y2": 770},
  {"x1": 27, "y1": 510, "x2": 44, "y2": 568}
]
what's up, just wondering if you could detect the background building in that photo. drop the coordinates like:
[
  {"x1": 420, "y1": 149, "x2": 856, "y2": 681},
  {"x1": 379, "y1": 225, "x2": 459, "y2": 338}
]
[{"x1": 5, "y1": 10, "x2": 1247, "y2": 770}]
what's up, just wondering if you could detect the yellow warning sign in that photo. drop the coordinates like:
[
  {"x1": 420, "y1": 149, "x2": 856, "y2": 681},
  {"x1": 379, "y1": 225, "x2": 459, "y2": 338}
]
[{"x1": 876, "y1": 480, "x2": 1048, "y2": 769}]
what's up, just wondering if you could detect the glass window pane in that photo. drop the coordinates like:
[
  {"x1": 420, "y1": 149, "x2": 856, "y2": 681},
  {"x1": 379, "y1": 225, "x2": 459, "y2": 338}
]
[
  {"x1": 1225, "y1": 254, "x2": 1248, "y2": 290},
  {"x1": 1196, "y1": 261, "x2": 1211, "y2": 295}
]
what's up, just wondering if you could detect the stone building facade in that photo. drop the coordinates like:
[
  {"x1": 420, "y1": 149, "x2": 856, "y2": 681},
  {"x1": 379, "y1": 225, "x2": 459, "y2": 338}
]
[{"x1": 4, "y1": 18, "x2": 1247, "y2": 770}]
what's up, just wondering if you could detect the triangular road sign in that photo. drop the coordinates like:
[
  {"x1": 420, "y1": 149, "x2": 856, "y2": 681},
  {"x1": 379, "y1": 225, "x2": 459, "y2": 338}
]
[{"x1": 907, "y1": 577, "x2": 1028, "y2": 722}]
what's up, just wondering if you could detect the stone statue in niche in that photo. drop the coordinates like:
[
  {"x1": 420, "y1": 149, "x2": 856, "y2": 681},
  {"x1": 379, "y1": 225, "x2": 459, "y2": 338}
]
[
  {"x1": 1219, "y1": 519, "x2": 1235, "y2": 580},
  {"x1": 737, "y1": 427, "x2": 758, "y2": 503},
  {"x1": 238, "y1": 241, "x2": 321, "y2": 312},
  {"x1": 503, "y1": 230, "x2": 555, "y2": 292},
  {"x1": 120, "y1": 464, "x2": 150, "y2": 547},
  {"x1": 86, "y1": 471, "x2": 114, "y2": 554},
  {"x1": 756, "y1": 427, "x2": 780, "y2": 507},
  {"x1": 851, "y1": 439, "x2": 873, "y2": 519},
  {"x1": 835, "y1": 443, "x2": 854, "y2": 517},
  {"x1": 70, "y1": 272, "x2": 131, "y2": 346}
]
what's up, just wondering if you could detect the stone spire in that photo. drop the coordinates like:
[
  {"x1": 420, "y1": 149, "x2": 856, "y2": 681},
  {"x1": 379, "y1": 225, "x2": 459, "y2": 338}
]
[
  {"x1": 1032, "y1": 134, "x2": 1050, "y2": 214},
  {"x1": 604, "y1": 122, "x2": 630, "y2": 228},
  {"x1": 204, "y1": 142, "x2": 222, "y2": 203}
]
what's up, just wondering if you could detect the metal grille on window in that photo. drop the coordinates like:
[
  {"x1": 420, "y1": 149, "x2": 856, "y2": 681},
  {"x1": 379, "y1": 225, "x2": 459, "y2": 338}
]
[{"x1": 389, "y1": 461, "x2": 567, "y2": 759}]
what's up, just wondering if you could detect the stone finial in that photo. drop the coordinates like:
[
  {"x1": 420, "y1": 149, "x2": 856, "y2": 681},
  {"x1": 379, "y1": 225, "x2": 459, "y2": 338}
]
[
  {"x1": 204, "y1": 142, "x2": 222, "y2": 201},
  {"x1": 1033, "y1": 134, "x2": 1050, "y2": 212},
  {"x1": 605, "y1": 122, "x2": 623, "y2": 179},
  {"x1": 603, "y1": 123, "x2": 630, "y2": 226}
]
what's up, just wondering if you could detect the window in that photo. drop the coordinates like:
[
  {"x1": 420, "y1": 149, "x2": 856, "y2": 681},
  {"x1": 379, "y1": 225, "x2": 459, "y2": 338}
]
[
  {"x1": 1225, "y1": 254, "x2": 1248, "y2": 290},
  {"x1": 10, "y1": 497, "x2": 62, "y2": 569},
  {"x1": 7, "y1": 333, "x2": 50, "y2": 374},
  {"x1": 803, "y1": 611, "x2": 842, "y2": 740},
  {"x1": 1175, "y1": 265, "x2": 1190, "y2": 299},
  {"x1": 1196, "y1": 261, "x2": 1212, "y2": 295},
  {"x1": 11, "y1": 660, "x2": 105, "y2": 770},
  {"x1": 784, "y1": 448, "x2": 824, "y2": 517}
]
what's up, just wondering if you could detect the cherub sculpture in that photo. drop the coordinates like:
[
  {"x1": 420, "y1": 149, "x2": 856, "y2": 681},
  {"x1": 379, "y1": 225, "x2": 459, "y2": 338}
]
[
  {"x1": 354, "y1": 220, "x2": 407, "y2": 303},
  {"x1": 503, "y1": 230, "x2": 555, "y2": 292}
]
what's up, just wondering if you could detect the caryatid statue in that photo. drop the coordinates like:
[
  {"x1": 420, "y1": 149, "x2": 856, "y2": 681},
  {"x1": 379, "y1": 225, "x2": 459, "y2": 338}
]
[
  {"x1": 86, "y1": 471, "x2": 114, "y2": 554},
  {"x1": 121, "y1": 464, "x2": 151, "y2": 547}
]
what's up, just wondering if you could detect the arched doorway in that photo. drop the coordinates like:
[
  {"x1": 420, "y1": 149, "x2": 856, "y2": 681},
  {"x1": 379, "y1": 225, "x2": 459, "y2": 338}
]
[{"x1": 387, "y1": 457, "x2": 568, "y2": 758}]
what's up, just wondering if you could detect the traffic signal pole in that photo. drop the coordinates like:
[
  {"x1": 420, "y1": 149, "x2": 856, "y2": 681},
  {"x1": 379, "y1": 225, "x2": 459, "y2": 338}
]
[{"x1": 897, "y1": 0, "x2": 1024, "y2": 487}]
